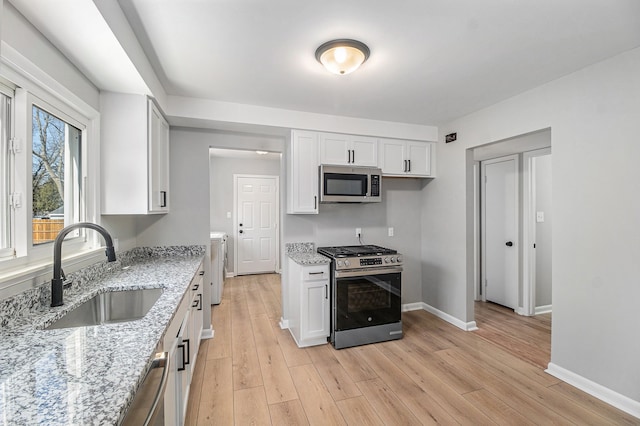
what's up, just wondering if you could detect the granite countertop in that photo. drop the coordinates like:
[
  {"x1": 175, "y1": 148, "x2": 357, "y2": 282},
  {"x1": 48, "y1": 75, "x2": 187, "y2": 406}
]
[
  {"x1": 0, "y1": 246, "x2": 205, "y2": 425},
  {"x1": 285, "y1": 242, "x2": 330, "y2": 266}
]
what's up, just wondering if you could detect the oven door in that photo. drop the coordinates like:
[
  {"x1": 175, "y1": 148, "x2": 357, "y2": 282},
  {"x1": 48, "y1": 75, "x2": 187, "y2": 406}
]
[{"x1": 333, "y1": 267, "x2": 402, "y2": 331}]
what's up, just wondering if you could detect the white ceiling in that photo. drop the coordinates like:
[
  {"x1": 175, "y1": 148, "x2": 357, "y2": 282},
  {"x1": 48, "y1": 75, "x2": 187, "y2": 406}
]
[{"x1": 9, "y1": 0, "x2": 640, "y2": 126}]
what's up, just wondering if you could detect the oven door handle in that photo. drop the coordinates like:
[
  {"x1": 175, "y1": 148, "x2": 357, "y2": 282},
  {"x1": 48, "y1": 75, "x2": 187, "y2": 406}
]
[{"x1": 335, "y1": 266, "x2": 403, "y2": 278}]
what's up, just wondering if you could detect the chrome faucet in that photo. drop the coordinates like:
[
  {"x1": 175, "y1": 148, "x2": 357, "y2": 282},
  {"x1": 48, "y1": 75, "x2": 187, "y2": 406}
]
[{"x1": 51, "y1": 222, "x2": 117, "y2": 307}]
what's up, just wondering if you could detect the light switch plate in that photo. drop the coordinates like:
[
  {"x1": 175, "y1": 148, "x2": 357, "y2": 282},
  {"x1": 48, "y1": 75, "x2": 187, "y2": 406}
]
[
  {"x1": 226, "y1": 211, "x2": 231, "y2": 219},
  {"x1": 388, "y1": 227, "x2": 394, "y2": 237},
  {"x1": 536, "y1": 211, "x2": 545, "y2": 222}
]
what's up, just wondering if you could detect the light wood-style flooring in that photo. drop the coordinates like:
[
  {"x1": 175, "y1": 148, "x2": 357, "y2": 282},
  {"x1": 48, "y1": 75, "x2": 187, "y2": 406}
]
[{"x1": 185, "y1": 274, "x2": 637, "y2": 425}]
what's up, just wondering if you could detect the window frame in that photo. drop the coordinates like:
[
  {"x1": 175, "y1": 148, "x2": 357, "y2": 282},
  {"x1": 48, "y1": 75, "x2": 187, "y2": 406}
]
[
  {"x1": 0, "y1": 82, "x2": 14, "y2": 259},
  {"x1": 0, "y1": 73, "x2": 102, "y2": 287}
]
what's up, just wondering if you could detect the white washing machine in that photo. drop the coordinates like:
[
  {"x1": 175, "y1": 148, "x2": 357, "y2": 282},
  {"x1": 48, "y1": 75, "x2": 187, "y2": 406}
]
[{"x1": 210, "y1": 232, "x2": 227, "y2": 304}]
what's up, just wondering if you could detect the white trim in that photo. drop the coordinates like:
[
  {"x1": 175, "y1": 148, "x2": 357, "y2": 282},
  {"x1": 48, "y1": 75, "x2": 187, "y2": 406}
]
[
  {"x1": 201, "y1": 326, "x2": 214, "y2": 340},
  {"x1": 404, "y1": 302, "x2": 478, "y2": 331},
  {"x1": 279, "y1": 317, "x2": 289, "y2": 329},
  {"x1": 546, "y1": 363, "x2": 640, "y2": 419},
  {"x1": 535, "y1": 304, "x2": 552, "y2": 315},
  {"x1": 473, "y1": 161, "x2": 481, "y2": 300},
  {"x1": 522, "y1": 147, "x2": 552, "y2": 316}
]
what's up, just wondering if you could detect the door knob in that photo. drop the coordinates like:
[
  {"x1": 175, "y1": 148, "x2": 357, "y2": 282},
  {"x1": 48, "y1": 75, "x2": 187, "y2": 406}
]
[
  {"x1": 239, "y1": 230, "x2": 244, "y2": 234},
  {"x1": 239, "y1": 223, "x2": 243, "y2": 227},
  {"x1": 505, "y1": 241, "x2": 513, "y2": 247}
]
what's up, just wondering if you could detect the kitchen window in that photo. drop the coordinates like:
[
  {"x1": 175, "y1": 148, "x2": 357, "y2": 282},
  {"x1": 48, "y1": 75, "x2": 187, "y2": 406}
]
[
  {"x1": 0, "y1": 73, "x2": 97, "y2": 284},
  {"x1": 31, "y1": 104, "x2": 83, "y2": 245}
]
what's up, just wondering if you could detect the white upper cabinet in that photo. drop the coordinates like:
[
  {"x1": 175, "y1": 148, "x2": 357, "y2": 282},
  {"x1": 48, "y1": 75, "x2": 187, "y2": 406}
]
[
  {"x1": 101, "y1": 93, "x2": 170, "y2": 214},
  {"x1": 319, "y1": 132, "x2": 378, "y2": 167},
  {"x1": 148, "y1": 102, "x2": 170, "y2": 213},
  {"x1": 287, "y1": 130, "x2": 319, "y2": 214},
  {"x1": 378, "y1": 139, "x2": 434, "y2": 177}
]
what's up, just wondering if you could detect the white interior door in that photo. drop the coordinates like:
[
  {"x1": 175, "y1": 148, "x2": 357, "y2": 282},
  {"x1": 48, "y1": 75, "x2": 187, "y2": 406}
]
[
  {"x1": 235, "y1": 175, "x2": 278, "y2": 275},
  {"x1": 481, "y1": 156, "x2": 519, "y2": 309}
]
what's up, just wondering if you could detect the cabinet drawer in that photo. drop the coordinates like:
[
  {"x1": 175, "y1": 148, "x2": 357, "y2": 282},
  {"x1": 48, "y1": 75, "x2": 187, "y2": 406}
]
[{"x1": 303, "y1": 267, "x2": 329, "y2": 281}]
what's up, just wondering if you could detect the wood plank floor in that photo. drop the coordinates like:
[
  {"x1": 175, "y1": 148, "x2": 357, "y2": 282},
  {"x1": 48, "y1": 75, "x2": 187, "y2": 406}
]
[{"x1": 185, "y1": 274, "x2": 638, "y2": 425}]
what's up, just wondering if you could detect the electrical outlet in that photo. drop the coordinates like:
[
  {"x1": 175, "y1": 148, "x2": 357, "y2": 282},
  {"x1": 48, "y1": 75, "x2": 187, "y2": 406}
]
[
  {"x1": 355, "y1": 228, "x2": 362, "y2": 237},
  {"x1": 388, "y1": 227, "x2": 394, "y2": 237},
  {"x1": 226, "y1": 211, "x2": 231, "y2": 219}
]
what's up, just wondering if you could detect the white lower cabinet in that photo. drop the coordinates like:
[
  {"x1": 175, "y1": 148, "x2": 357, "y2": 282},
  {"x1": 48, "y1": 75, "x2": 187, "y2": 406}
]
[
  {"x1": 163, "y1": 261, "x2": 204, "y2": 425},
  {"x1": 287, "y1": 258, "x2": 330, "y2": 347}
]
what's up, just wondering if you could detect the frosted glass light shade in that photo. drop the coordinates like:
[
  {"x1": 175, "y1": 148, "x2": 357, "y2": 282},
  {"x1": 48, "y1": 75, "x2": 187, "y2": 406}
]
[{"x1": 315, "y1": 39, "x2": 370, "y2": 75}]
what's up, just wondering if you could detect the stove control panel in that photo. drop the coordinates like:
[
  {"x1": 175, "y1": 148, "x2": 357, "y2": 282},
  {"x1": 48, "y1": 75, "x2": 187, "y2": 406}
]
[
  {"x1": 360, "y1": 258, "x2": 382, "y2": 266},
  {"x1": 335, "y1": 254, "x2": 403, "y2": 270}
]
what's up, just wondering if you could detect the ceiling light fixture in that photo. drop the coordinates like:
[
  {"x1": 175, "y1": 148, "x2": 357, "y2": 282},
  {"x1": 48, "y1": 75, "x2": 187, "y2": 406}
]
[{"x1": 315, "y1": 39, "x2": 370, "y2": 75}]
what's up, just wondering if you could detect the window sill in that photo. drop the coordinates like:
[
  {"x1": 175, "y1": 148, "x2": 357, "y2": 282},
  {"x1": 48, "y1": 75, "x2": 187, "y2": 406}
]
[{"x1": 0, "y1": 248, "x2": 107, "y2": 301}]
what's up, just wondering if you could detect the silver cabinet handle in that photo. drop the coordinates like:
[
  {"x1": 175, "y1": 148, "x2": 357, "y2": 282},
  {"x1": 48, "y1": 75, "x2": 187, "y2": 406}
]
[
  {"x1": 325, "y1": 284, "x2": 328, "y2": 299},
  {"x1": 309, "y1": 271, "x2": 324, "y2": 275}
]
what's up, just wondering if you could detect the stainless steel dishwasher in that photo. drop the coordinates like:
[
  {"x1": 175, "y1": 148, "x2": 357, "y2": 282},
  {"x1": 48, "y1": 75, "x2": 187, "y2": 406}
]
[{"x1": 121, "y1": 345, "x2": 170, "y2": 426}]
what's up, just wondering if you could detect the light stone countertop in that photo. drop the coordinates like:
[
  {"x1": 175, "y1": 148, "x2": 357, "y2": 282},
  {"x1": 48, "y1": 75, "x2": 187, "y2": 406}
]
[
  {"x1": 0, "y1": 246, "x2": 205, "y2": 425},
  {"x1": 285, "y1": 242, "x2": 330, "y2": 266}
]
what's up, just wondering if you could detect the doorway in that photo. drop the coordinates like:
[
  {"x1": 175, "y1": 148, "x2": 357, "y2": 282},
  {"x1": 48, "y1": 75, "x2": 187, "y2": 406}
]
[
  {"x1": 234, "y1": 174, "x2": 279, "y2": 275},
  {"x1": 473, "y1": 129, "x2": 552, "y2": 316},
  {"x1": 209, "y1": 149, "x2": 281, "y2": 279}
]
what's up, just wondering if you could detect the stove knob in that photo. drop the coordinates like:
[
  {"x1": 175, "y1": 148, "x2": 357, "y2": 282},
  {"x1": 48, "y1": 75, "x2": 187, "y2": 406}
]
[
  {"x1": 385, "y1": 257, "x2": 390, "y2": 263},
  {"x1": 337, "y1": 260, "x2": 344, "y2": 267},
  {"x1": 344, "y1": 260, "x2": 351, "y2": 267},
  {"x1": 396, "y1": 256, "x2": 403, "y2": 263},
  {"x1": 390, "y1": 257, "x2": 396, "y2": 263}
]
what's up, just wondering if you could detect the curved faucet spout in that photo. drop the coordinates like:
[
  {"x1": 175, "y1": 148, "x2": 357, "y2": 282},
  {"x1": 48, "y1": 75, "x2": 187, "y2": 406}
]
[{"x1": 51, "y1": 222, "x2": 117, "y2": 307}]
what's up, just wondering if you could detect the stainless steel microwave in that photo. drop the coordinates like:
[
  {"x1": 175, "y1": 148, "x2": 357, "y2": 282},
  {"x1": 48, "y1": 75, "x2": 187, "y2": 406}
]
[{"x1": 319, "y1": 165, "x2": 382, "y2": 203}]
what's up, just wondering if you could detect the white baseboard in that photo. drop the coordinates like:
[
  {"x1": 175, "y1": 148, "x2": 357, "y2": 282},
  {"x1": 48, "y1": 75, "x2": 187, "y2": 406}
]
[
  {"x1": 546, "y1": 363, "x2": 640, "y2": 419},
  {"x1": 201, "y1": 325, "x2": 214, "y2": 340},
  {"x1": 279, "y1": 317, "x2": 289, "y2": 329},
  {"x1": 403, "y1": 302, "x2": 478, "y2": 331},
  {"x1": 535, "y1": 304, "x2": 552, "y2": 315}
]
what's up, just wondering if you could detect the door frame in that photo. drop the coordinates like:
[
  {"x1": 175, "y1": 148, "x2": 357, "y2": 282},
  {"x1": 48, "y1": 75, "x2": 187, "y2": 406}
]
[
  {"x1": 522, "y1": 148, "x2": 552, "y2": 315},
  {"x1": 233, "y1": 174, "x2": 280, "y2": 276},
  {"x1": 480, "y1": 154, "x2": 519, "y2": 306}
]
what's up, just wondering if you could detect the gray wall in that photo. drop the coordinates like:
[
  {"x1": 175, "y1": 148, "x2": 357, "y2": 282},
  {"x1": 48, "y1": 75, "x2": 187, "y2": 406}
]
[
  {"x1": 209, "y1": 152, "x2": 281, "y2": 275},
  {"x1": 534, "y1": 154, "x2": 552, "y2": 308},
  {"x1": 427, "y1": 47, "x2": 640, "y2": 403}
]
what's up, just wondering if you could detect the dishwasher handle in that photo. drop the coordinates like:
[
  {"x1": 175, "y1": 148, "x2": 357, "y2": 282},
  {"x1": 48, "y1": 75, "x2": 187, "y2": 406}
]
[
  {"x1": 121, "y1": 351, "x2": 170, "y2": 426},
  {"x1": 145, "y1": 351, "x2": 170, "y2": 426}
]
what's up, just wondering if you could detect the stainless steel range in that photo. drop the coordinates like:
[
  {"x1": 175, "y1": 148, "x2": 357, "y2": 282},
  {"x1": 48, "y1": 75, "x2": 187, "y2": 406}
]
[{"x1": 317, "y1": 245, "x2": 403, "y2": 349}]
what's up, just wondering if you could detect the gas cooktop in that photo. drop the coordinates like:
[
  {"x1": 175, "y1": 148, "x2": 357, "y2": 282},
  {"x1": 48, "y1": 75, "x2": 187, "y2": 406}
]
[{"x1": 317, "y1": 245, "x2": 397, "y2": 258}]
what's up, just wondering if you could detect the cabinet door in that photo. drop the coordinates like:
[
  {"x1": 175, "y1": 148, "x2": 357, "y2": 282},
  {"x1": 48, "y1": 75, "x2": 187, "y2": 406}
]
[
  {"x1": 189, "y1": 273, "x2": 204, "y2": 367},
  {"x1": 302, "y1": 280, "x2": 330, "y2": 340},
  {"x1": 148, "y1": 100, "x2": 170, "y2": 213},
  {"x1": 351, "y1": 135, "x2": 378, "y2": 166},
  {"x1": 287, "y1": 130, "x2": 319, "y2": 214},
  {"x1": 319, "y1": 132, "x2": 350, "y2": 165},
  {"x1": 406, "y1": 142, "x2": 432, "y2": 176},
  {"x1": 177, "y1": 313, "x2": 191, "y2": 425},
  {"x1": 379, "y1": 139, "x2": 407, "y2": 175}
]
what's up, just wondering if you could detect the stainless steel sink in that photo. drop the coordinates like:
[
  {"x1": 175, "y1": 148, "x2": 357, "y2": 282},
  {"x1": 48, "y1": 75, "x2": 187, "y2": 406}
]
[{"x1": 45, "y1": 288, "x2": 163, "y2": 330}]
